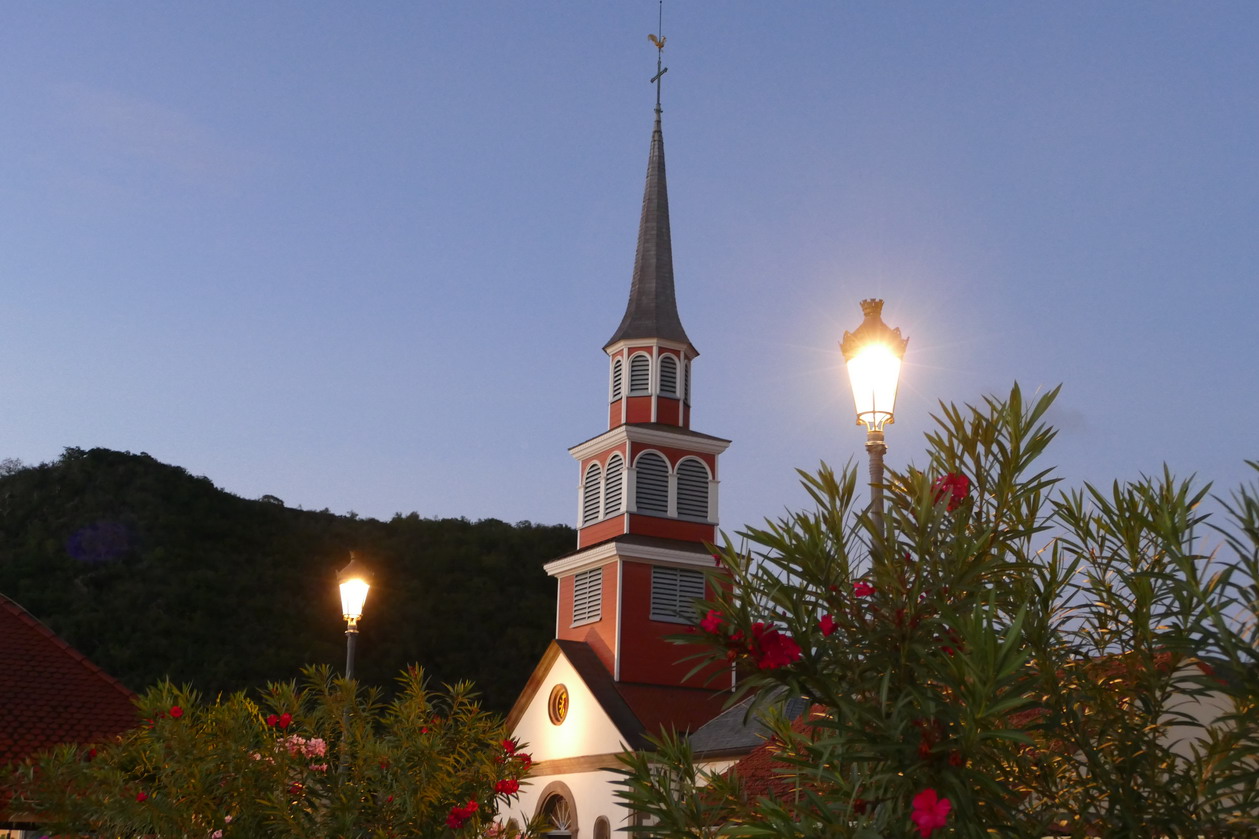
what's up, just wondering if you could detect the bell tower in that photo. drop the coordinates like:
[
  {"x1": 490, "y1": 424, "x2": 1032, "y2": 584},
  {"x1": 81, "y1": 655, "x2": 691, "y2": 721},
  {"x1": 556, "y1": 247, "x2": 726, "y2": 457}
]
[{"x1": 543, "y1": 83, "x2": 731, "y2": 689}]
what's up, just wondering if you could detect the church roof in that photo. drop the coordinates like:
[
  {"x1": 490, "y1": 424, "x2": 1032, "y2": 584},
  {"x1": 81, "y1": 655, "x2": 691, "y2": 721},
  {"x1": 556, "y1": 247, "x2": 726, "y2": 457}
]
[
  {"x1": 507, "y1": 640, "x2": 725, "y2": 751},
  {"x1": 605, "y1": 111, "x2": 693, "y2": 352}
]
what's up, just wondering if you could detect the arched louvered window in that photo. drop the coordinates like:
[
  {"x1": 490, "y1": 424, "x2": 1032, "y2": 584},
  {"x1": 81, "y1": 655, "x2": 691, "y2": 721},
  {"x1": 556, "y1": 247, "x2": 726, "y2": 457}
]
[
  {"x1": 676, "y1": 458, "x2": 710, "y2": 520},
  {"x1": 659, "y1": 355, "x2": 678, "y2": 397},
  {"x1": 629, "y1": 354, "x2": 651, "y2": 395},
  {"x1": 634, "y1": 452, "x2": 669, "y2": 515},
  {"x1": 603, "y1": 454, "x2": 624, "y2": 516},
  {"x1": 581, "y1": 463, "x2": 602, "y2": 525},
  {"x1": 610, "y1": 358, "x2": 623, "y2": 401},
  {"x1": 683, "y1": 359, "x2": 691, "y2": 404}
]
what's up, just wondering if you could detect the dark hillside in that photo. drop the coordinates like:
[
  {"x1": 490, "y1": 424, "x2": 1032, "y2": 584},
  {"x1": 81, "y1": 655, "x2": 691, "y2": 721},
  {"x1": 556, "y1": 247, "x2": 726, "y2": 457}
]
[{"x1": 0, "y1": 448, "x2": 572, "y2": 711}]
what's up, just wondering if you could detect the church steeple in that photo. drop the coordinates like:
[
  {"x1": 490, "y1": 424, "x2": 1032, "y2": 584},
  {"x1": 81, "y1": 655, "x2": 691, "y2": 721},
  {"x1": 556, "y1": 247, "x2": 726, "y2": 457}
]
[{"x1": 605, "y1": 111, "x2": 693, "y2": 352}]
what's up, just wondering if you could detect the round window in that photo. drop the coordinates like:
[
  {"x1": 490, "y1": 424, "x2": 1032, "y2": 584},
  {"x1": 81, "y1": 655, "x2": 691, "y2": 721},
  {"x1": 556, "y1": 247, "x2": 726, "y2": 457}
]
[{"x1": 547, "y1": 683, "x2": 569, "y2": 726}]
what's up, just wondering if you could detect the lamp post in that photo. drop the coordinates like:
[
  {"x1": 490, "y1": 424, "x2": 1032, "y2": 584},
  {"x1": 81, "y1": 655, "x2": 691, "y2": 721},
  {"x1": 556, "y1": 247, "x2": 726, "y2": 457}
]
[
  {"x1": 337, "y1": 552, "x2": 373, "y2": 681},
  {"x1": 840, "y1": 299, "x2": 908, "y2": 530}
]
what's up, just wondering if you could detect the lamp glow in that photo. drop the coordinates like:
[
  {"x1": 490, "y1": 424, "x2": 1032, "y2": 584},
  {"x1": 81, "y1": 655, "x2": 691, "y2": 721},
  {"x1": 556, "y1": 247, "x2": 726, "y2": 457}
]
[
  {"x1": 840, "y1": 299, "x2": 908, "y2": 431},
  {"x1": 337, "y1": 553, "x2": 373, "y2": 629}
]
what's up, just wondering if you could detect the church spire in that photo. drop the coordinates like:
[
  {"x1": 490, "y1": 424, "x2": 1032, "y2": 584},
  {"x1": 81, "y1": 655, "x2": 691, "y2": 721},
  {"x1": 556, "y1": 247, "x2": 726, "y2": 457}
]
[{"x1": 605, "y1": 28, "x2": 692, "y2": 352}]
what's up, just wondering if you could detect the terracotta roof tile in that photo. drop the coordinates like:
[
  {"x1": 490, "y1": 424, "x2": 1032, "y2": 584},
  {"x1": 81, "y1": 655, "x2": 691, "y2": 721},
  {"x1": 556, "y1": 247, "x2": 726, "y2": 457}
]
[{"x1": 0, "y1": 593, "x2": 138, "y2": 769}]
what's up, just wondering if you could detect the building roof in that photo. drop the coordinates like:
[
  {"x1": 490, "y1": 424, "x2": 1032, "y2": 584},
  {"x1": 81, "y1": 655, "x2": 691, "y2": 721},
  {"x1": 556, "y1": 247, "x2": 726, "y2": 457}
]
[
  {"x1": 687, "y1": 694, "x2": 812, "y2": 757},
  {"x1": 605, "y1": 111, "x2": 693, "y2": 352},
  {"x1": 508, "y1": 640, "x2": 725, "y2": 751},
  {"x1": 0, "y1": 593, "x2": 137, "y2": 769}
]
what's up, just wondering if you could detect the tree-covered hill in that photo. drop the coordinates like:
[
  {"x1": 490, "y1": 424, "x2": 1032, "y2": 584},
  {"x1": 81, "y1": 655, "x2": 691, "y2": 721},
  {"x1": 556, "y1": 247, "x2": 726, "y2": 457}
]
[{"x1": 0, "y1": 448, "x2": 573, "y2": 712}]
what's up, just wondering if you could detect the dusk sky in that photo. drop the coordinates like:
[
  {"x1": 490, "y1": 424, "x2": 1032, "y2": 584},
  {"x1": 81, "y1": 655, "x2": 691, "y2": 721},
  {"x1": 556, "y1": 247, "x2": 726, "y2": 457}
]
[{"x1": 3, "y1": 4, "x2": 1256, "y2": 538}]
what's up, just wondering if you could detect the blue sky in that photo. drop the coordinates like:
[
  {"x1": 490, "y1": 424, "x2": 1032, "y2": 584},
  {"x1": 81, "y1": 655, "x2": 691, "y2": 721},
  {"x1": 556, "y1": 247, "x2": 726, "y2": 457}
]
[{"x1": 2, "y1": 3, "x2": 1256, "y2": 536}]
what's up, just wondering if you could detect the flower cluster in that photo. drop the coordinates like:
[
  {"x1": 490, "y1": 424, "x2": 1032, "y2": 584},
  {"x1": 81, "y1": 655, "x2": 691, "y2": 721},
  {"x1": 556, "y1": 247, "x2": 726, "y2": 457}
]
[
  {"x1": 494, "y1": 778, "x2": 519, "y2": 795},
  {"x1": 699, "y1": 611, "x2": 802, "y2": 670},
  {"x1": 932, "y1": 472, "x2": 970, "y2": 511},
  {"x1": 446, "y1": 799, "x2": 478, "y2": 829},
  {"x1": 266, "y1": 712, "x2": 293, "y2": 729}
]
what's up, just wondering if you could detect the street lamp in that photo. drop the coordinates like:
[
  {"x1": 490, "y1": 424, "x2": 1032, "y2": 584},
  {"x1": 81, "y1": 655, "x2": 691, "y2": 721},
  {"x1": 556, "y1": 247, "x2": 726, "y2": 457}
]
[
  {"x1": 840, "y1": 298, "x2": 908, "y2": 530},
  {"x1": 337, "y1": 552, "x2": 373, "y2": 681}
]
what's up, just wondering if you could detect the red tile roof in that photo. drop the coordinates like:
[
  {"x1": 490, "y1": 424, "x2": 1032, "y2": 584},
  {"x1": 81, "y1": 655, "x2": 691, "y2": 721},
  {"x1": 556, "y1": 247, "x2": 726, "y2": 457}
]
[{"x1": 0, "y1": 593, "x2": 138, "y2": 769}]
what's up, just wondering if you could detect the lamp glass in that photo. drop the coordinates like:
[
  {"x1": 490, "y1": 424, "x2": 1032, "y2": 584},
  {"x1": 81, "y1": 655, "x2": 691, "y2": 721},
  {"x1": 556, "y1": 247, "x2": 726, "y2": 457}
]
[
  {"x1": 847, "y1": 343, "x2": 902, "y2": 431},
  {"x1": 339, "y1": 577, "x2": 370, "y2": 622}
]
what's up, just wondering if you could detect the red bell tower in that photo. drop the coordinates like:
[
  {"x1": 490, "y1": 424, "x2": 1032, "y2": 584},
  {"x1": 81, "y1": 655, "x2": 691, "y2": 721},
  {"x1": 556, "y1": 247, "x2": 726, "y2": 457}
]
[{"x1": 543, "y1": 98, "x2": 731, "y2": 689}]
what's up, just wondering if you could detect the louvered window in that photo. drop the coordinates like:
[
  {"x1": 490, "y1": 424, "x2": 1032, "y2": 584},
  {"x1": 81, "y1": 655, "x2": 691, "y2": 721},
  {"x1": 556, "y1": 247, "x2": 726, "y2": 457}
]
[
  {"x1": 581, "y1": 463, "x2": 602, "y2": 525},
  {"x1": 604, "y1": 454, "x2": 624, "y2": 516},
  {"x1": 650, "y1": 566, "x2": 706, "y2": 623},
  {"x1": 683, "y1": 360, "x2": 691, "y2": 403},
  {"x1": 635, "y1": 452, "x2": 669, "y2": 515},
  {"x1": 611, "y1": 358, "x2": 623, "y2": 401},
  {"x1": 572, "y1": 567, "x2": 602, "y2": 625},
  {"x1": 659, "y1": 355, "x2": 678, "y2": 397},
  {"x1": 676, "y1": 458, "x2": 710, "y2": 520},
  {"x1": 629, "y1": 354, "x2": 651, "y2": 395}
]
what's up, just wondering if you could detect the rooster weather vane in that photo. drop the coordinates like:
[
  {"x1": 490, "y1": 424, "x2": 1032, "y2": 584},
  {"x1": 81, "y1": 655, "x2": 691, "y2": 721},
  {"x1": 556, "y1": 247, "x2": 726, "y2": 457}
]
[{"x1": 648, "y1": 1, "x2": 667, "y2": 113}]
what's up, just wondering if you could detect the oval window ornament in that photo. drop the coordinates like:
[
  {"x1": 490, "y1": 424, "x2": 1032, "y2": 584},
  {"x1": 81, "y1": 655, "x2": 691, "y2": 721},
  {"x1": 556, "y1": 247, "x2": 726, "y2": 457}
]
[{"x1": 548, "y1": 684, "x2": 569, "y2": 726}]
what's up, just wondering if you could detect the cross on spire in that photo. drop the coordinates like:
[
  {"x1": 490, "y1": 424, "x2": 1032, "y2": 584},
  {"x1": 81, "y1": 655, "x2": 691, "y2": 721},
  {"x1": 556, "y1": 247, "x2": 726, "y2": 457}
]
[{"x1": 648, "y1": 1, "x2": 667, "y2": 114}]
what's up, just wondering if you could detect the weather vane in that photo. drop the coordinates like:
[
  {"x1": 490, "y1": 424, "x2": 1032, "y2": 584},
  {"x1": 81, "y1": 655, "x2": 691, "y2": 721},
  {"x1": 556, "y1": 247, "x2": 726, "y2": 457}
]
[{"x1": 648, "y1": 0, "x2": 667, "y2": 113}]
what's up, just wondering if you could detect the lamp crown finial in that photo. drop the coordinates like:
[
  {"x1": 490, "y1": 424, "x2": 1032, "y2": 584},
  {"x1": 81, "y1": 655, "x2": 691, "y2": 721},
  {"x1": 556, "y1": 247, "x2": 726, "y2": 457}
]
[{"x1": 859, "y1": 298, "x2": 884, "y2": 317}]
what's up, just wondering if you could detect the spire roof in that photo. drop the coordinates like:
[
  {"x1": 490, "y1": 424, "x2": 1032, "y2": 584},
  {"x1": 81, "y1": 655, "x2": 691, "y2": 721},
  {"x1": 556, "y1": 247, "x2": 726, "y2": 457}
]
[{"x1": 605, "y1": 110, "x2": 693, "y2": 351}]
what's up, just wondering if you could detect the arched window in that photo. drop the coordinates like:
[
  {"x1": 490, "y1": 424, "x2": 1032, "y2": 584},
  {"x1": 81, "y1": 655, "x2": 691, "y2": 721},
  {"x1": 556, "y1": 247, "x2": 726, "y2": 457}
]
[
  {"x1": 676, "y1": 457, "x2": 710, "y2": 520},
  {"x1": 610, "y1": 358, "x2": 623, "y2": 401},
  {"x1": 604, "y1": 454, "x2": 624, "y2": 516},
  {"x1": 593, "y1": 817, "x2": 611, "y2": 839},
  {"x1": 634, "y1": 452, "x2": 669, "y2": 515},
  {"x1": 628, "y1": 354, "x2": 651, "y2": 396},
  {"x1": 581, "y1": 463, "x2": 602, "y2": 525},
  {"x1": 659, "y1": 355, "x2": 678, "y2": 397}
]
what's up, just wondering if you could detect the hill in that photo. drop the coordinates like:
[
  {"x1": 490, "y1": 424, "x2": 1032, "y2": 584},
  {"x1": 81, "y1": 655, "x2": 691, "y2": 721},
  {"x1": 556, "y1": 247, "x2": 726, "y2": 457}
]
[{"x1": 0, "y1": 448, "x2": 573, "y2": 712}]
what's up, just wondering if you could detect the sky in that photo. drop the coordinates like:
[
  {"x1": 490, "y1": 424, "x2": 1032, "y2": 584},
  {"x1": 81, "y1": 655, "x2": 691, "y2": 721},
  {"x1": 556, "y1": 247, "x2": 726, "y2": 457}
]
[{"x1": 2, "y1": 3, "x2": 1257, "y2": 538}]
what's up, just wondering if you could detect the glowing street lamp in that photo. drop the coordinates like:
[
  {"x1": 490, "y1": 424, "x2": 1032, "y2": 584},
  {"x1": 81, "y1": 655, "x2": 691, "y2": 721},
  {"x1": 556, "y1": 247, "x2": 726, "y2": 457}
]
[
  {"x1": 337, "y1": 552, "x2": 373, "y2": 680},
  {"x1": 840, "y1": 298, "x2": 908, "y2": 529}
]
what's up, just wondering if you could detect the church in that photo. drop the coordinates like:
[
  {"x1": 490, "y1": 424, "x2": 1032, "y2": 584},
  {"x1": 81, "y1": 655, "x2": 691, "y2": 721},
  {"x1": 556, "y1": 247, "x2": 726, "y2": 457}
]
[{"x1": 501, "y1": 62, "x2": 750, "y2": 838}]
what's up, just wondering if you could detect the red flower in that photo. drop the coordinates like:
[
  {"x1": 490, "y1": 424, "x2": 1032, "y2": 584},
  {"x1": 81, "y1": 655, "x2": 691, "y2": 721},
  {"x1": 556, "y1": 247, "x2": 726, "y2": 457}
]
[
  {"x1": 853, "y1": 581, "x2": 876, "y2": 598},
  {"x1": 266, "y1": 714, "x2": 278, "y2": 727},
  {"x1": 266, "y1": 712, "x2": 293, "y2": 729},
  {"x1": 818, "y1": 614, "x2": 837, "y2": 637},
  {"x1": 516, "y1": 752, "x2": 533, "y2": 770},
  {"x1": 711, "y1": 553, "x2": 723, "y2": 567},
  {"x1": 700, "y1": 609, "x2": 724, "y2": 634},
  {"x1": 750, "y1": 622, "x2": 801, "y2": 670},
  {"x1": 289, "y1": 782, "x2": 304, "y2": 797},
  {"x1": 910, "y1": 788, "x2": 951, "y2": 837},
  {"x1": 494, "y1": 778, "x2": 520, "y2": 795},
  {"x1": 169, "y1": 705, "x2": 184, "y2": 719},
  {"x1": 932, "y1": 473, "x2": 970, "y2": 512},
  {"x1": 135, "y1": 791, "x2": 148, "y2": 802},
  {"x1": 446, "y1": 800, "x2": 479, "y2": 829}
]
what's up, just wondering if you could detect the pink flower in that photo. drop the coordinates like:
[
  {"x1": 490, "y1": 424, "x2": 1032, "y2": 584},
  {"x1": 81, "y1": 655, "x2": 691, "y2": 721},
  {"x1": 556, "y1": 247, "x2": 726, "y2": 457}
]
[
  {"x1": 700, "y1": 609, "x2": 724, "y2": 634},
  {"x1": 211, "y1": 831, "x2": 223, "y2": 839},
  {"x1": 932, "y1": 473, "x2": 970, "y2": 512},
  {"x1": 305, "y1": 737, "x2": 328, "y2": 757},
  {"x1": 853, "y1": 581, "x2": 876, "y2": 598},
  {"x1": 910, "y1": 788, "x2": 951, "y2": 837},
  {"x1": 818, "y1": 614, "x2": 837, "y2": 637},
  {"x1": 494, "y1": 778, "x2": 520, "y2": 795},
  {"x1": 308, "y1": 763, "x2": 329, "y2": 773},
  {"x1": 169, "y1": 705, "x2": 184, "y2": 718}
]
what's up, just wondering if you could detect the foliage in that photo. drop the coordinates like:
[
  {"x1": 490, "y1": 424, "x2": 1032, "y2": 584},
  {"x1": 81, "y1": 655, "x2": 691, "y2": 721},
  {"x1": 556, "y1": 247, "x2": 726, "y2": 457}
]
[
  {"x1": 16, "y1": 665, "x2": 543, "y2": 839},
  {"x1": 0, "y1": 448, "x2": 571, "y2": 709},
  {"x1": 618, "y1": 385, "x2": 1259, "y2": 838}
]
